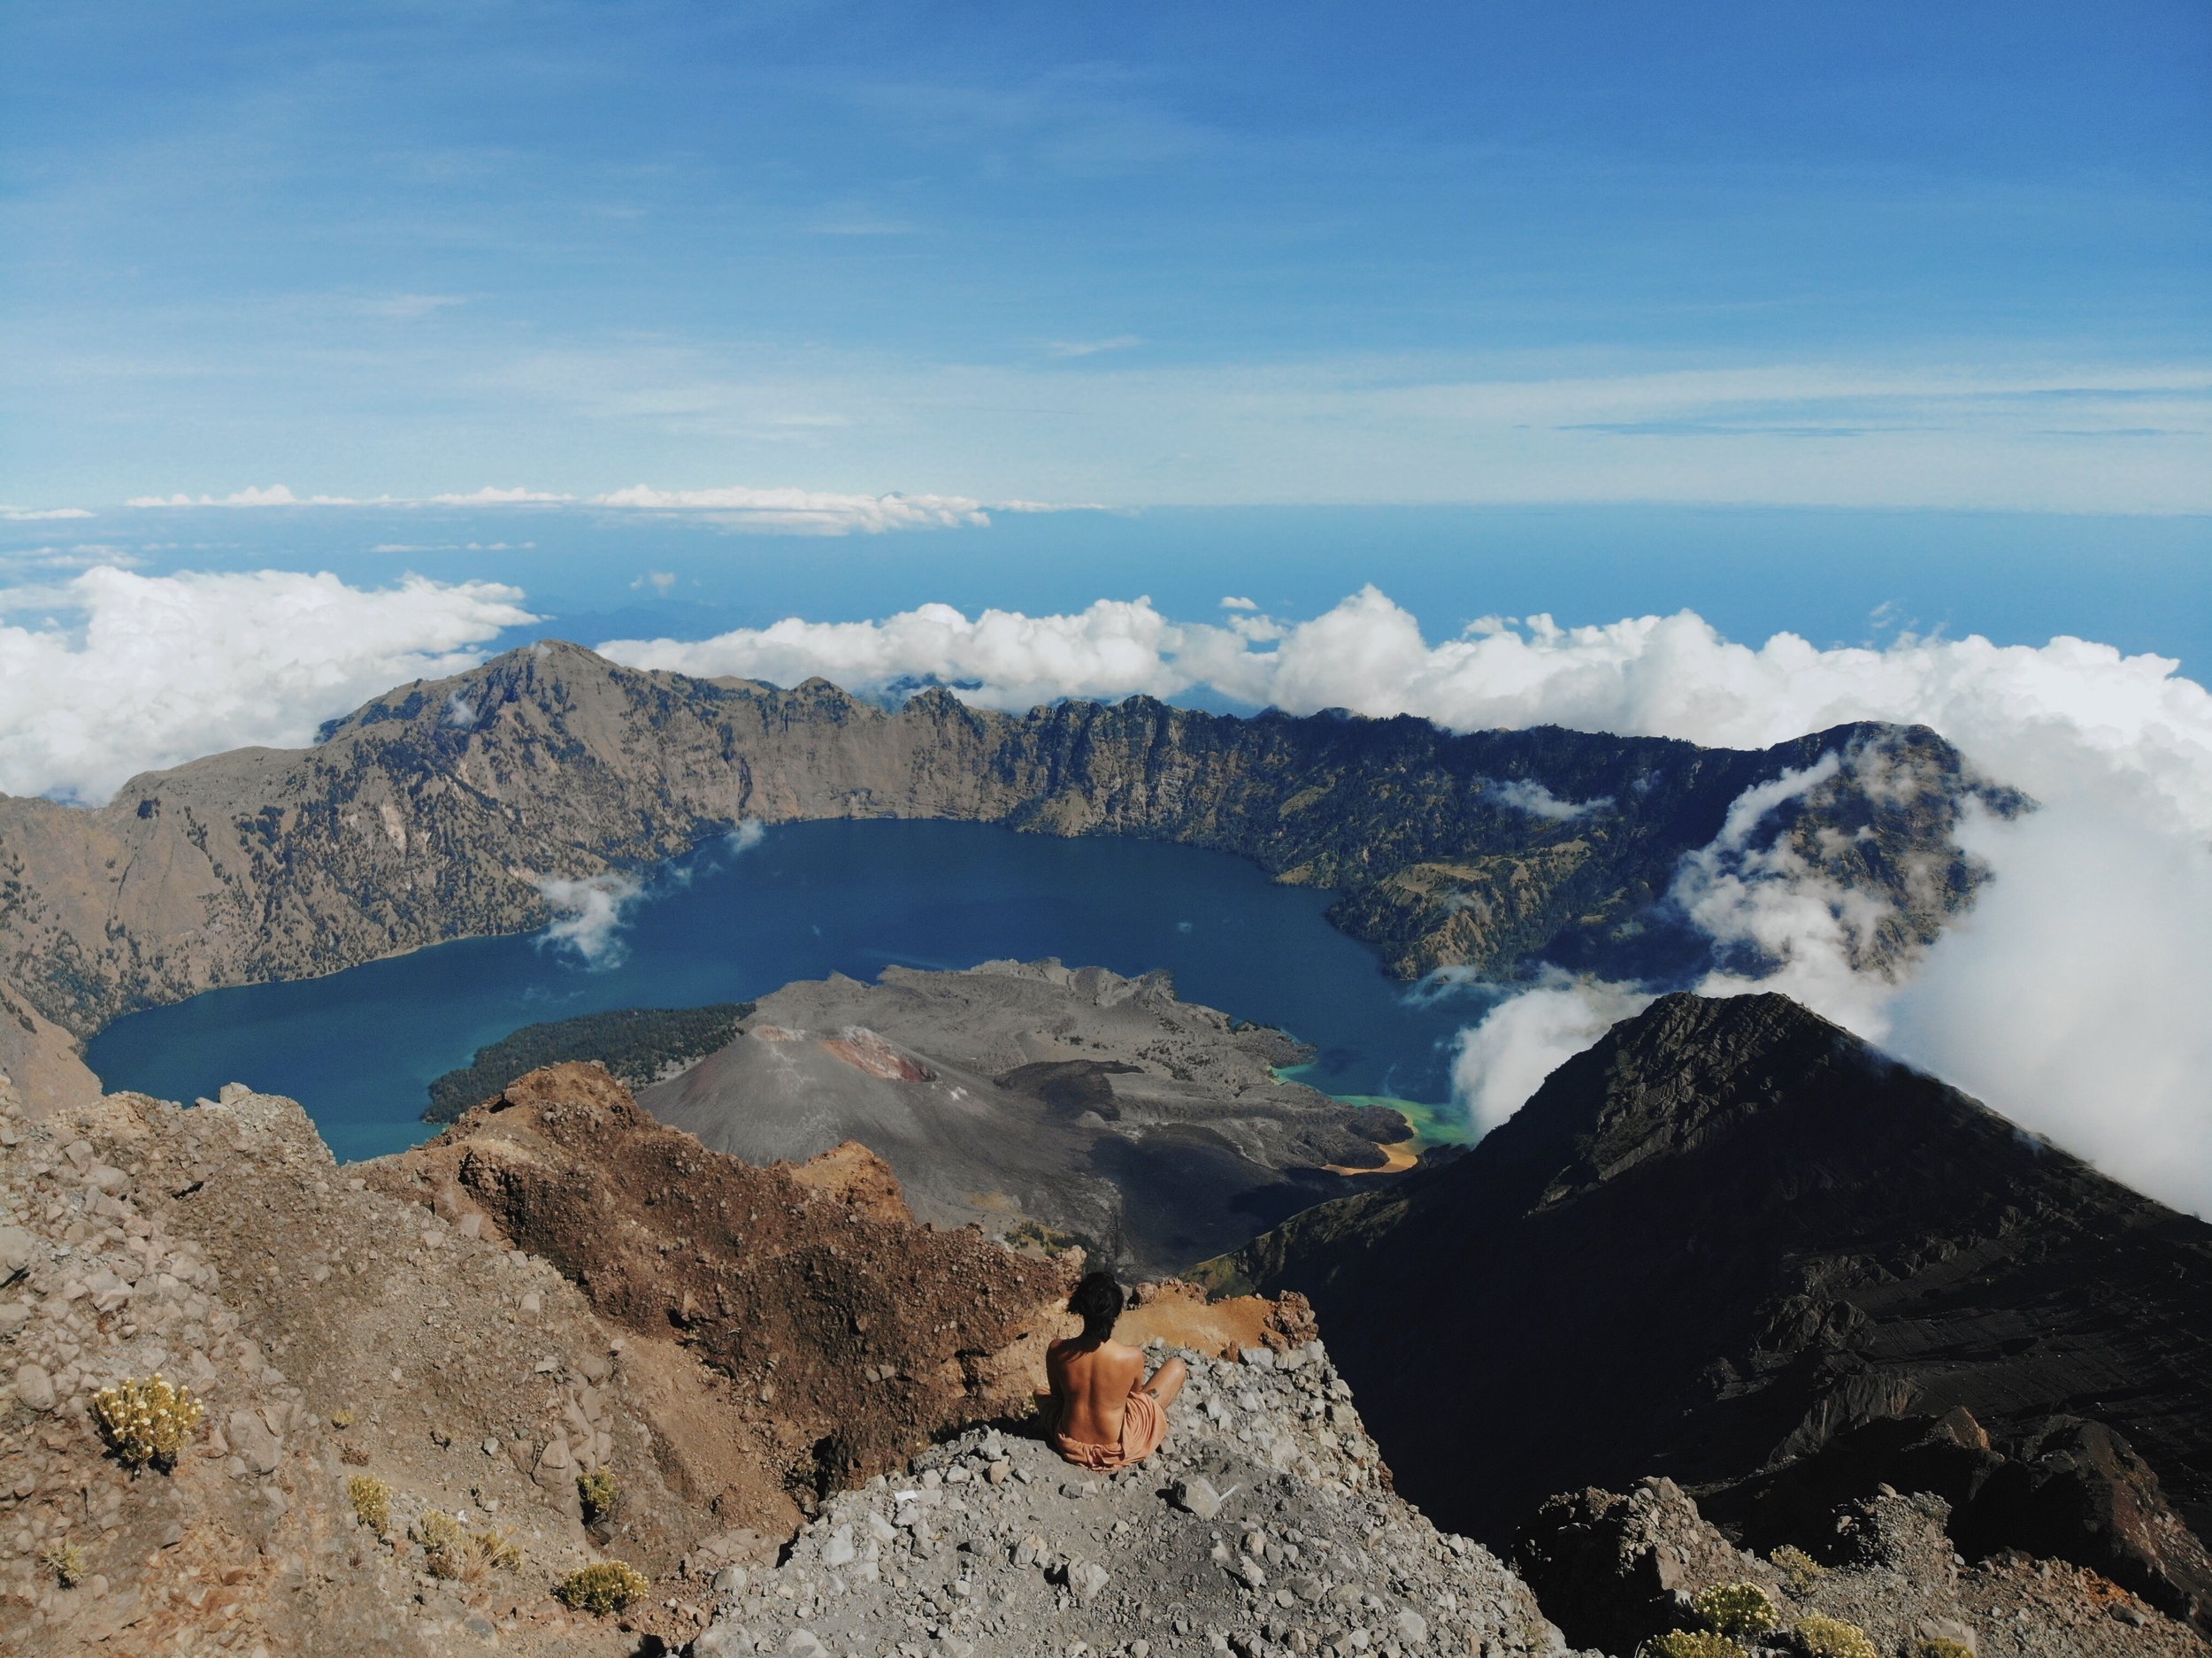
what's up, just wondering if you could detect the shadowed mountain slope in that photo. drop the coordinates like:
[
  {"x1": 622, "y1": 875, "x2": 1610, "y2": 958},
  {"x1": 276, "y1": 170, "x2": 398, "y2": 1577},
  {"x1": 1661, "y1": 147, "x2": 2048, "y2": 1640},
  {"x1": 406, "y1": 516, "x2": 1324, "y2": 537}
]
[
  {"x1": 0, "y1": 642, "x2": 2016, "y2": 1102},
  {"x1": 1201, "y1": 994, "x2": 2212, "y2": 1596}
]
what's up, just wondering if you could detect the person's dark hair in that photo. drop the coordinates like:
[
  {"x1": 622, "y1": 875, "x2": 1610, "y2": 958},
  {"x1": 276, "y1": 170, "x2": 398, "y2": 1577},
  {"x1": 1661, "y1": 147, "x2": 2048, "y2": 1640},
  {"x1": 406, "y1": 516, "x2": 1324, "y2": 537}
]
[{"x1": 1069, "y1": 1270, "x2": 1125, "y2": 1343}]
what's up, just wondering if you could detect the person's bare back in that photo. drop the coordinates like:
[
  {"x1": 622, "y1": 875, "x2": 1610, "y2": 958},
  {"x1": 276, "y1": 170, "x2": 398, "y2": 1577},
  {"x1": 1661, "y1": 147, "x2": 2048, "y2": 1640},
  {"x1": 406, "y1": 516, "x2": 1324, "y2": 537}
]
[{"x1": 1046, "y1": 1272, "x2": 1187, "y2": 1470}]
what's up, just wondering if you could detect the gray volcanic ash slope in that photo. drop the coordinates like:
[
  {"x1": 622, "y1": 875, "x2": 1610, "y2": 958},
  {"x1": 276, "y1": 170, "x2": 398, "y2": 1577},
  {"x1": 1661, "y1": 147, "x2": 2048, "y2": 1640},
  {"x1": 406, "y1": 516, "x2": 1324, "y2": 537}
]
[
  {"x1": 641, "y1": 959, "x2": 1410, "y2": 1278},
  {"x1": 0, "y1": 641, "x2": 2016, "y2": 1102},
  {"x1": 1202, "y1": 991, "x2": 2212, "y2": 1626}
]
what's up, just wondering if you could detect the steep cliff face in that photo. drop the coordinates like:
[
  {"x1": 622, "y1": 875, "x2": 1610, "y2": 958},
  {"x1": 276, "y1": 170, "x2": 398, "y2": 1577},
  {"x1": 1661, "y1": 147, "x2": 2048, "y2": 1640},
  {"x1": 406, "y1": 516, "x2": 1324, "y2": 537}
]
[
  {"x1": 0, "y1": 642, "x2": 2016, "y2": 1082},
  {"x1": 1202, "y1": 994, "x2": 2212, "y2": 1618}
]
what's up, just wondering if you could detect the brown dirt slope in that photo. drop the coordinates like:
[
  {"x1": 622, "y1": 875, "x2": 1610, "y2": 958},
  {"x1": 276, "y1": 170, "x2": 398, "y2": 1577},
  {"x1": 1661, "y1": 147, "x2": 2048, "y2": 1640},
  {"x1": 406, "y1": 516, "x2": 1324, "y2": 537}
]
[
  {"x1": 2, "y1": 1060, "x2": 1075, "y2": 1655},
  {"x1": 374, "y1": 1062, "x2": 1074, "y2": 1498}
]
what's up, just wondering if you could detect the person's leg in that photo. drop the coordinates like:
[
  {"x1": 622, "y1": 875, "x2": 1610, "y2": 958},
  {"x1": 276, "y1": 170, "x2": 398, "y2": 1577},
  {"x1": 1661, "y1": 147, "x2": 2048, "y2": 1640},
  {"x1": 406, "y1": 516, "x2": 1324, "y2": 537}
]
[{"x1": 1144, "y1": 1356, "x2": 1188, "y2": 1409}]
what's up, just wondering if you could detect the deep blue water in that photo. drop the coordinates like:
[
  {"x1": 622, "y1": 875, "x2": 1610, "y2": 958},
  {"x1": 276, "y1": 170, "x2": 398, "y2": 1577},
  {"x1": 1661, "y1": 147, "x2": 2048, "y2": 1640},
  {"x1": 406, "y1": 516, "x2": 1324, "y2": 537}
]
[{"x1": 84, "y1": 821, "x2": 1494, "y2": 1163}]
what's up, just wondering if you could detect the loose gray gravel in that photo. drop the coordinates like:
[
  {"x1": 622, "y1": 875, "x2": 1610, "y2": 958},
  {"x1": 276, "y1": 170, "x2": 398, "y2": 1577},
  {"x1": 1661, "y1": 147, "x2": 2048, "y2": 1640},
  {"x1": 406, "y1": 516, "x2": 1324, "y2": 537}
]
[{"x1": 690, "y1": 1340, "x2": 1583, "y2": 1658}]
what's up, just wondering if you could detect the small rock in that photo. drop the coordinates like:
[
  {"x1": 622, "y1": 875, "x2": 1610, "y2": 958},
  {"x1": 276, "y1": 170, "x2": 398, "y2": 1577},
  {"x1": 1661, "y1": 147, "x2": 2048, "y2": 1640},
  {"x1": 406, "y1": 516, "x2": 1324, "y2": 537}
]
[
  {"x1": 1071, "y1": 1561, "x2": 1110, "y2": 1600},
  {"x1": 0, "y1": 1225, "x2": 36, "y2": 1279},
  {"x1": 482, "y1": 1437, "x2": 501, "y2": 1457},
  {"x1": 226, "y1": 1409, "x2": 281, "y2": 1475},
  {"x1": 1238, "y1": 1347, "x2": 1275, "y2": 1370},
  {"x1": 987, "y1": 1459, "x2": 1012, "y2": 1485},
  {"x1": 518, "y1": 1290, "x2": 541, "y2": 1316},
  {"x1": 12, "y1": 1362, "x2": 56, "y2": 1413},
  {"x1": 1173, "y1": 1476, "x2": 1226, "y2": 1520},
  {"x1": 785, "y1": 1630, "x2": 826, "y2": 1657},
  {"x1": 822, "y1": 1529, "x2": 856, "y2": 1569},
  {"x1": 1394, "y1": 1609, "x2": 1428, "y2": 1642}
]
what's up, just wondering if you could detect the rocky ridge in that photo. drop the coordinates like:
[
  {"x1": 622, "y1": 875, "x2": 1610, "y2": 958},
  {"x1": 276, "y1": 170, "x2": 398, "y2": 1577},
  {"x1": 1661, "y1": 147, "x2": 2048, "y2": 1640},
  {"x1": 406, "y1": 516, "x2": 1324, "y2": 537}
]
[
  {"x1": 1201, "y1": 992, "x2": 2212, "y2": 1629},
  {"x1": 1514, "y1": 1473, "x2": 2199, "y2": 1658},
  {"x1": 6, "y1": 1055, "x2": 2205, "y2": 1657},
  {"x1": 0, "y1": 642, "x2": 2016, "y2": 1101}
]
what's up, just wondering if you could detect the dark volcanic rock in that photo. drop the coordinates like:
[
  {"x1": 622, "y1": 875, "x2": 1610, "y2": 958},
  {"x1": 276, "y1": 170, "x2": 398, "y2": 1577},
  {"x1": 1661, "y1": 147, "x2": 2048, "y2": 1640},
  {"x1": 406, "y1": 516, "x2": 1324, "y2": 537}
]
[{"x1": 1205, "y1": 992, "x2": 2212, "y2": 1620}]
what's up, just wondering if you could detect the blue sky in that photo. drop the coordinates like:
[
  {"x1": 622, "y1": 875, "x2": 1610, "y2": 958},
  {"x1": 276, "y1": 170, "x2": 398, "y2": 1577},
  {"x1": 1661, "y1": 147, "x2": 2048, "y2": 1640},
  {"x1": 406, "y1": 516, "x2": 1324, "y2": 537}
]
[{"x1": 4, "y1": 0, "x2": 2208, "y2": 511}]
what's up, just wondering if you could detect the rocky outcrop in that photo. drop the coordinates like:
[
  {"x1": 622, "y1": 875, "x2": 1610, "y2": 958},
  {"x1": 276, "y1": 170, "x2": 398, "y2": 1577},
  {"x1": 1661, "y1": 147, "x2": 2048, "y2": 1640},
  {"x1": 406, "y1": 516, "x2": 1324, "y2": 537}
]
[
  {"x1": 1202, "y1": 993, "x2": 2212, "y2": 1619},
  {"x1": 0, "y1": 643, "x2": 2016, "y2": 1086},
  {"x1": 373, "y1": 1062, "x2": 1074, "y2": 1499},
  {"x1": 0, "y1": 1063, "x2": 1067, "y2": 1654},
  {"x1": 689, "y1": 1346, "x2": 1577, "y2": 1658},
  {"x1": 1514, "y1": 1476, "x2": 2201, "y2": 1658},
  {"x1": 8, "y1": 1055, "x2": 2203, "y2": 1657},
  {"x1": 639, "y1": 959, "x2": 1415, "y2": 1276}
]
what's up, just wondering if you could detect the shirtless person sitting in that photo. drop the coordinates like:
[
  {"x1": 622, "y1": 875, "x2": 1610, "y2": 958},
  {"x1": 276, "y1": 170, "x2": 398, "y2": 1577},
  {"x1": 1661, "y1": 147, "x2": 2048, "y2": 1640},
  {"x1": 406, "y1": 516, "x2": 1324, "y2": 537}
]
[{"x1": 1046, "y1": 1270, "x2": 1188, "y2": 1471}]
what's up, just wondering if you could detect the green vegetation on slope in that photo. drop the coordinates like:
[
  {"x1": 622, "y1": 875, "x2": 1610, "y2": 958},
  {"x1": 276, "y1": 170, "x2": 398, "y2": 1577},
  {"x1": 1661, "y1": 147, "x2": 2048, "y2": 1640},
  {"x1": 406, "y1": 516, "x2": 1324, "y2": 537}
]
[{"x1": 423, "y1": 1002, "x2": 754, "y2": 1123}]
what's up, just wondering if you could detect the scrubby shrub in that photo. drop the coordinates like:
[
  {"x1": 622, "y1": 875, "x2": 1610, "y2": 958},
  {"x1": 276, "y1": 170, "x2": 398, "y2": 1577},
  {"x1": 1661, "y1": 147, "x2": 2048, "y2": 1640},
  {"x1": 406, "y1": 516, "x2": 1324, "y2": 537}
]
[
  {"x1": 88, "y1": 1374, "x2": 204, "y2": 1470},
  {"x1": 1691, "y1": 1581, "x2": 1781, "y2": 1639},
  {"x1": 557, "y1": 1559, "x2": 650, "y2": 1615},
  {"x1": 1640, "y1": 1633, "x2": 1745, "y2": 1658},
  {"x1": 1791, "y1": 1616, "x2": 1878, "y2": 1658},
  {"x1": 347, "y1": 1474, "x2": 393, "y2": 1538},
  {"x1": 329, "y1": 1407, "x2": 355, "y2": 1429},
  {"x1": 1911, "y1": 1643, "x2": 1976, "y2": 1658},
  {"x1": 1770, "y1": 1543, "x2": 1829, "y2": 1594},
  {"x1": 578, "y1": 1466, "x2": 618, "y2": 1524},
  {"x1": 40, "y1": 1539, "x2": 85, "y2": 1586},
  {"x1": 413, "y1": 1509, "x2": 519, "y2": 1582}
]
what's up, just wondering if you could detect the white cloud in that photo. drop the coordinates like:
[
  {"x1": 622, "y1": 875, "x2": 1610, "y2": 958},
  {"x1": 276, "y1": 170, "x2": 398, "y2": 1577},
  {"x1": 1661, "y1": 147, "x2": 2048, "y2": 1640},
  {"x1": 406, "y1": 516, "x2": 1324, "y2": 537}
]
[
  {"x1": 597, "y1": 587, "x2": 2212, "y2": 1212},
  {"x1": 0, "y1": 567, "x2": 536, "y2": 803},
  {"x1": 535, "y1": 873, "x2": 641, "y2": 968},
  {"x1": 1489, "y1": 777, "x2": 1614, "y2": 821},
  {"x1": 632, "y1": 571, "x2": 679, "y2": 593},
  {"x1": 1, "y1": 505, "x2": 94, "y2": 521},
  {"x1": 127, "y1": 485, "x2": 360, "y2": 508},
  {"x1": 110, "y1": 480, "x2": 1086, "y2": 533},
  {"x1": 535, "y1": 821, "x2": 768, "y2": 965},
  {"x1": 1046, "y1": 335, "x2": 1142, "y2": 358},
  {"x1": 1220, "y1": 595, "x2": 1258, "y2": 611},
  {"x1": 1883, "y1": 801, "x2": 2212, "y2": 1214},
  {"x1": 1448, "y1": 972, "x2": 1656, "y2": 1138},
  {"x1": 605, "y1": 597, "x2": 1194, "y2": 708},
  {"x1": 588, "y1": 484, "x2": 991, "y2": 533},
  {"x1": 358, "y1": 293, "x2": 466, "y2": 321},
  {"x1": 426, "y1": 486, "x2": 572, "y2": 506}
]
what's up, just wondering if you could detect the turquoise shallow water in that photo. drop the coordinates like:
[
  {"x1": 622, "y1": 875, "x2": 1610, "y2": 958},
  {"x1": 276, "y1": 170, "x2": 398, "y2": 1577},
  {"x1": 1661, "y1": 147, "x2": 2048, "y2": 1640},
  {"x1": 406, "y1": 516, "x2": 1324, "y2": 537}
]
[{"x1": 84, "y1": 820, "x2": 1497, "y2": 1163}]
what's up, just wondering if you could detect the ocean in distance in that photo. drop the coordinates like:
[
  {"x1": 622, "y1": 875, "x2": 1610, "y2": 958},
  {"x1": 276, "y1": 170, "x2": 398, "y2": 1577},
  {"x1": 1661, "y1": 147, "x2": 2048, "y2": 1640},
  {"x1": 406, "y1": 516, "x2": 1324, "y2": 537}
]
[{"x1": 85, "y1": 820, "x2": 1494, "y2": 1163}]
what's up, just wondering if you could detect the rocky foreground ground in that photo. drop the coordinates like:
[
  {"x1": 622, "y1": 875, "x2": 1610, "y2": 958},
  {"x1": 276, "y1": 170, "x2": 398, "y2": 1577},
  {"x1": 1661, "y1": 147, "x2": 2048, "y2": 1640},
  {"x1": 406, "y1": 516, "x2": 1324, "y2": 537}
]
[{"x1": 4, "y1": 1059, "x2": 2206, "y2": 1657}]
